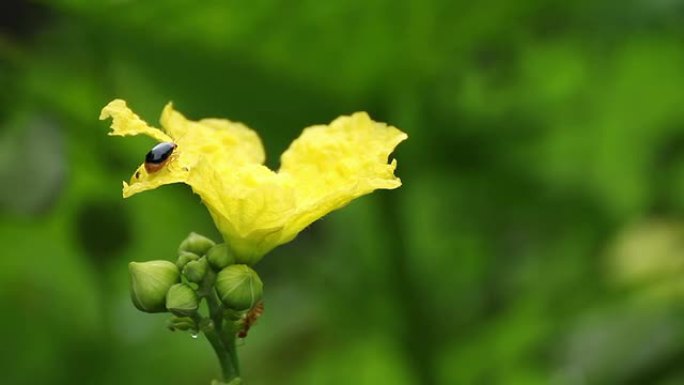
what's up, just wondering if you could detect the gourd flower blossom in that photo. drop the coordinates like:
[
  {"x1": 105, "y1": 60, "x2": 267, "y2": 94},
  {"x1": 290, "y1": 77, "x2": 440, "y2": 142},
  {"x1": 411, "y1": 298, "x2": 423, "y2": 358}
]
[{"x1": 100, "y1": 99, "x2": 407, "y2": 265}]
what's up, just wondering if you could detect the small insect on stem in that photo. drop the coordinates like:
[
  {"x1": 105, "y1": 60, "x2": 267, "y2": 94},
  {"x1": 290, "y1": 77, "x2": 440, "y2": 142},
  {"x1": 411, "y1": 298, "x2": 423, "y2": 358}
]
[
  {"x1": 238, "y1": 301, "x2": 264, "y2": 339},
  {"x1": 144, "y1": 142, "x2": 177, "y2": 173}
]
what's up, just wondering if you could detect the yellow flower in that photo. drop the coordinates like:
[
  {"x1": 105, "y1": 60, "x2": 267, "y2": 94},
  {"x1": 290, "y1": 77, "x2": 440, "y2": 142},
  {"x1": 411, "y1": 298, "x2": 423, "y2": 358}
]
[{"x1": 100, "y1": 99, "x2": 407, "y2": 264}]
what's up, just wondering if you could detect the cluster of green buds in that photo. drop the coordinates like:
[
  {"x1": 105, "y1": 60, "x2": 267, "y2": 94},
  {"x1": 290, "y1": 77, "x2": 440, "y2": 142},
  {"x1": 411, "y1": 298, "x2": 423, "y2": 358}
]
[{"x1": 128, "y1": 233, "x2": 264, "y2": 384}]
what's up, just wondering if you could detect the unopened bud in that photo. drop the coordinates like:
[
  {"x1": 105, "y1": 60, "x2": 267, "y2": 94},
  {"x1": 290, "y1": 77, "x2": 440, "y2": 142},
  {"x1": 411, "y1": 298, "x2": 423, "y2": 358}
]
[
  {"x1": 215, "y1": 265, "x2": 263, "y2": 310},
  {"x1": 129, "y1": 260, "x2": 179, "y2": 313},
  {"x1": 167, "y1": 316, "x2": 197, "y2": 332},
  {"x1": 176, "y1": 251, "x2": 200, "y2": 269},
  {"x1": 166, "y1": 283, "x2": 199, "y2": 316},
  {"x1": 207, "y1": 243, "x2": 235, "y2": 270},
  {"x1": 178, "y1": 232, "x2": 215, "y2": 256},
  {"x1": 183, "y1": 257, "x2": 209, "y2": 283}
]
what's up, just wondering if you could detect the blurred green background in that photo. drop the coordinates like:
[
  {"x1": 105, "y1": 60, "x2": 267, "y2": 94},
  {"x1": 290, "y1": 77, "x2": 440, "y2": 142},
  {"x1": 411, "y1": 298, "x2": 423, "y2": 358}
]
[{"x1": 2, "y1": 0, "x2": 684, "y2": 384}]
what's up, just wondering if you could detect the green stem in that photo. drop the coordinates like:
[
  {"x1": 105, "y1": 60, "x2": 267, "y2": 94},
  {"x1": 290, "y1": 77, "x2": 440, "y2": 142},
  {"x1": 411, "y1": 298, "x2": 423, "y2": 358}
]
[
  {"x1": 204, "y1": 327, "x2": 238, "y2": 380},
  {"x1": 222, "y1": 327, "x2": 240, "y2": 376},
  {"x1": 200, "y1": 269, "x2": 241, "y2": 382}
]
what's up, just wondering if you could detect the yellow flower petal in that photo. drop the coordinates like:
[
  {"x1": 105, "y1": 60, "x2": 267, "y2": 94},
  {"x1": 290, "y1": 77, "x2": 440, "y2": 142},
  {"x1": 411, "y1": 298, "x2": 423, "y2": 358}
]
[
  {"x1": 101, "y1": 100, "x2": 266, "y2": 199},
  {"x1": 101, "y1": 101, "x2": 407, "y2": 264},
  {"x1": 159, "y1": 102, "x2": 266, "y2": 166},
  {"x1": 278, "y1": 112, "x2": 407, "y2": 239},
  {"x1": 100, "y1": 99, "x2": 172, "y2": 142}
]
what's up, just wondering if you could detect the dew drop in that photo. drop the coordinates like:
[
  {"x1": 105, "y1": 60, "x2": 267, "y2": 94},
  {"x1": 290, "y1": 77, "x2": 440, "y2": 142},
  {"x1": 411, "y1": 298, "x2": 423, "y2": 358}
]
[{"x1": 191, "y1": 331, "x2": 199, "y2": 339}]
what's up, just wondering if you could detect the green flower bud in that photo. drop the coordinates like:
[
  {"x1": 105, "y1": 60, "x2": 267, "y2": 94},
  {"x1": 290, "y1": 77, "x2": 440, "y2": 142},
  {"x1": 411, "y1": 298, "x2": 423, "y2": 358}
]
[
  {"x1": 167, "y1": 316, "x2": 197, "y2": 332},
  {"x1": 166, "y1": 283, "x2": 199, "y2": 316},
  {"x1": 176, "y1": 251, "x2": 200, "y2": 269},
  {"x1": 129, "y1": 260, "x2": 179, "y2": 313},
  {"x1": 215, "y1": 265, "x2": 263, "y2": 310},
  {"x1": 178, "y1": 232, "x2": 215, "y2": 256},
  {"x1": 207, "y1": 243, "x2": 235, "y2": 270},
  {"x1": 183, "y1": 257, "x2": 209, "y2": 283}
]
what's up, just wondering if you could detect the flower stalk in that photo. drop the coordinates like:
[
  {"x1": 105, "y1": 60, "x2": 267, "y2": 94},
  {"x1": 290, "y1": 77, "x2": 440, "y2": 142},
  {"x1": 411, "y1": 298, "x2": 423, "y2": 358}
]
[{"x1": 198, "y1": 265, "x2": 241, "y2": 382}]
